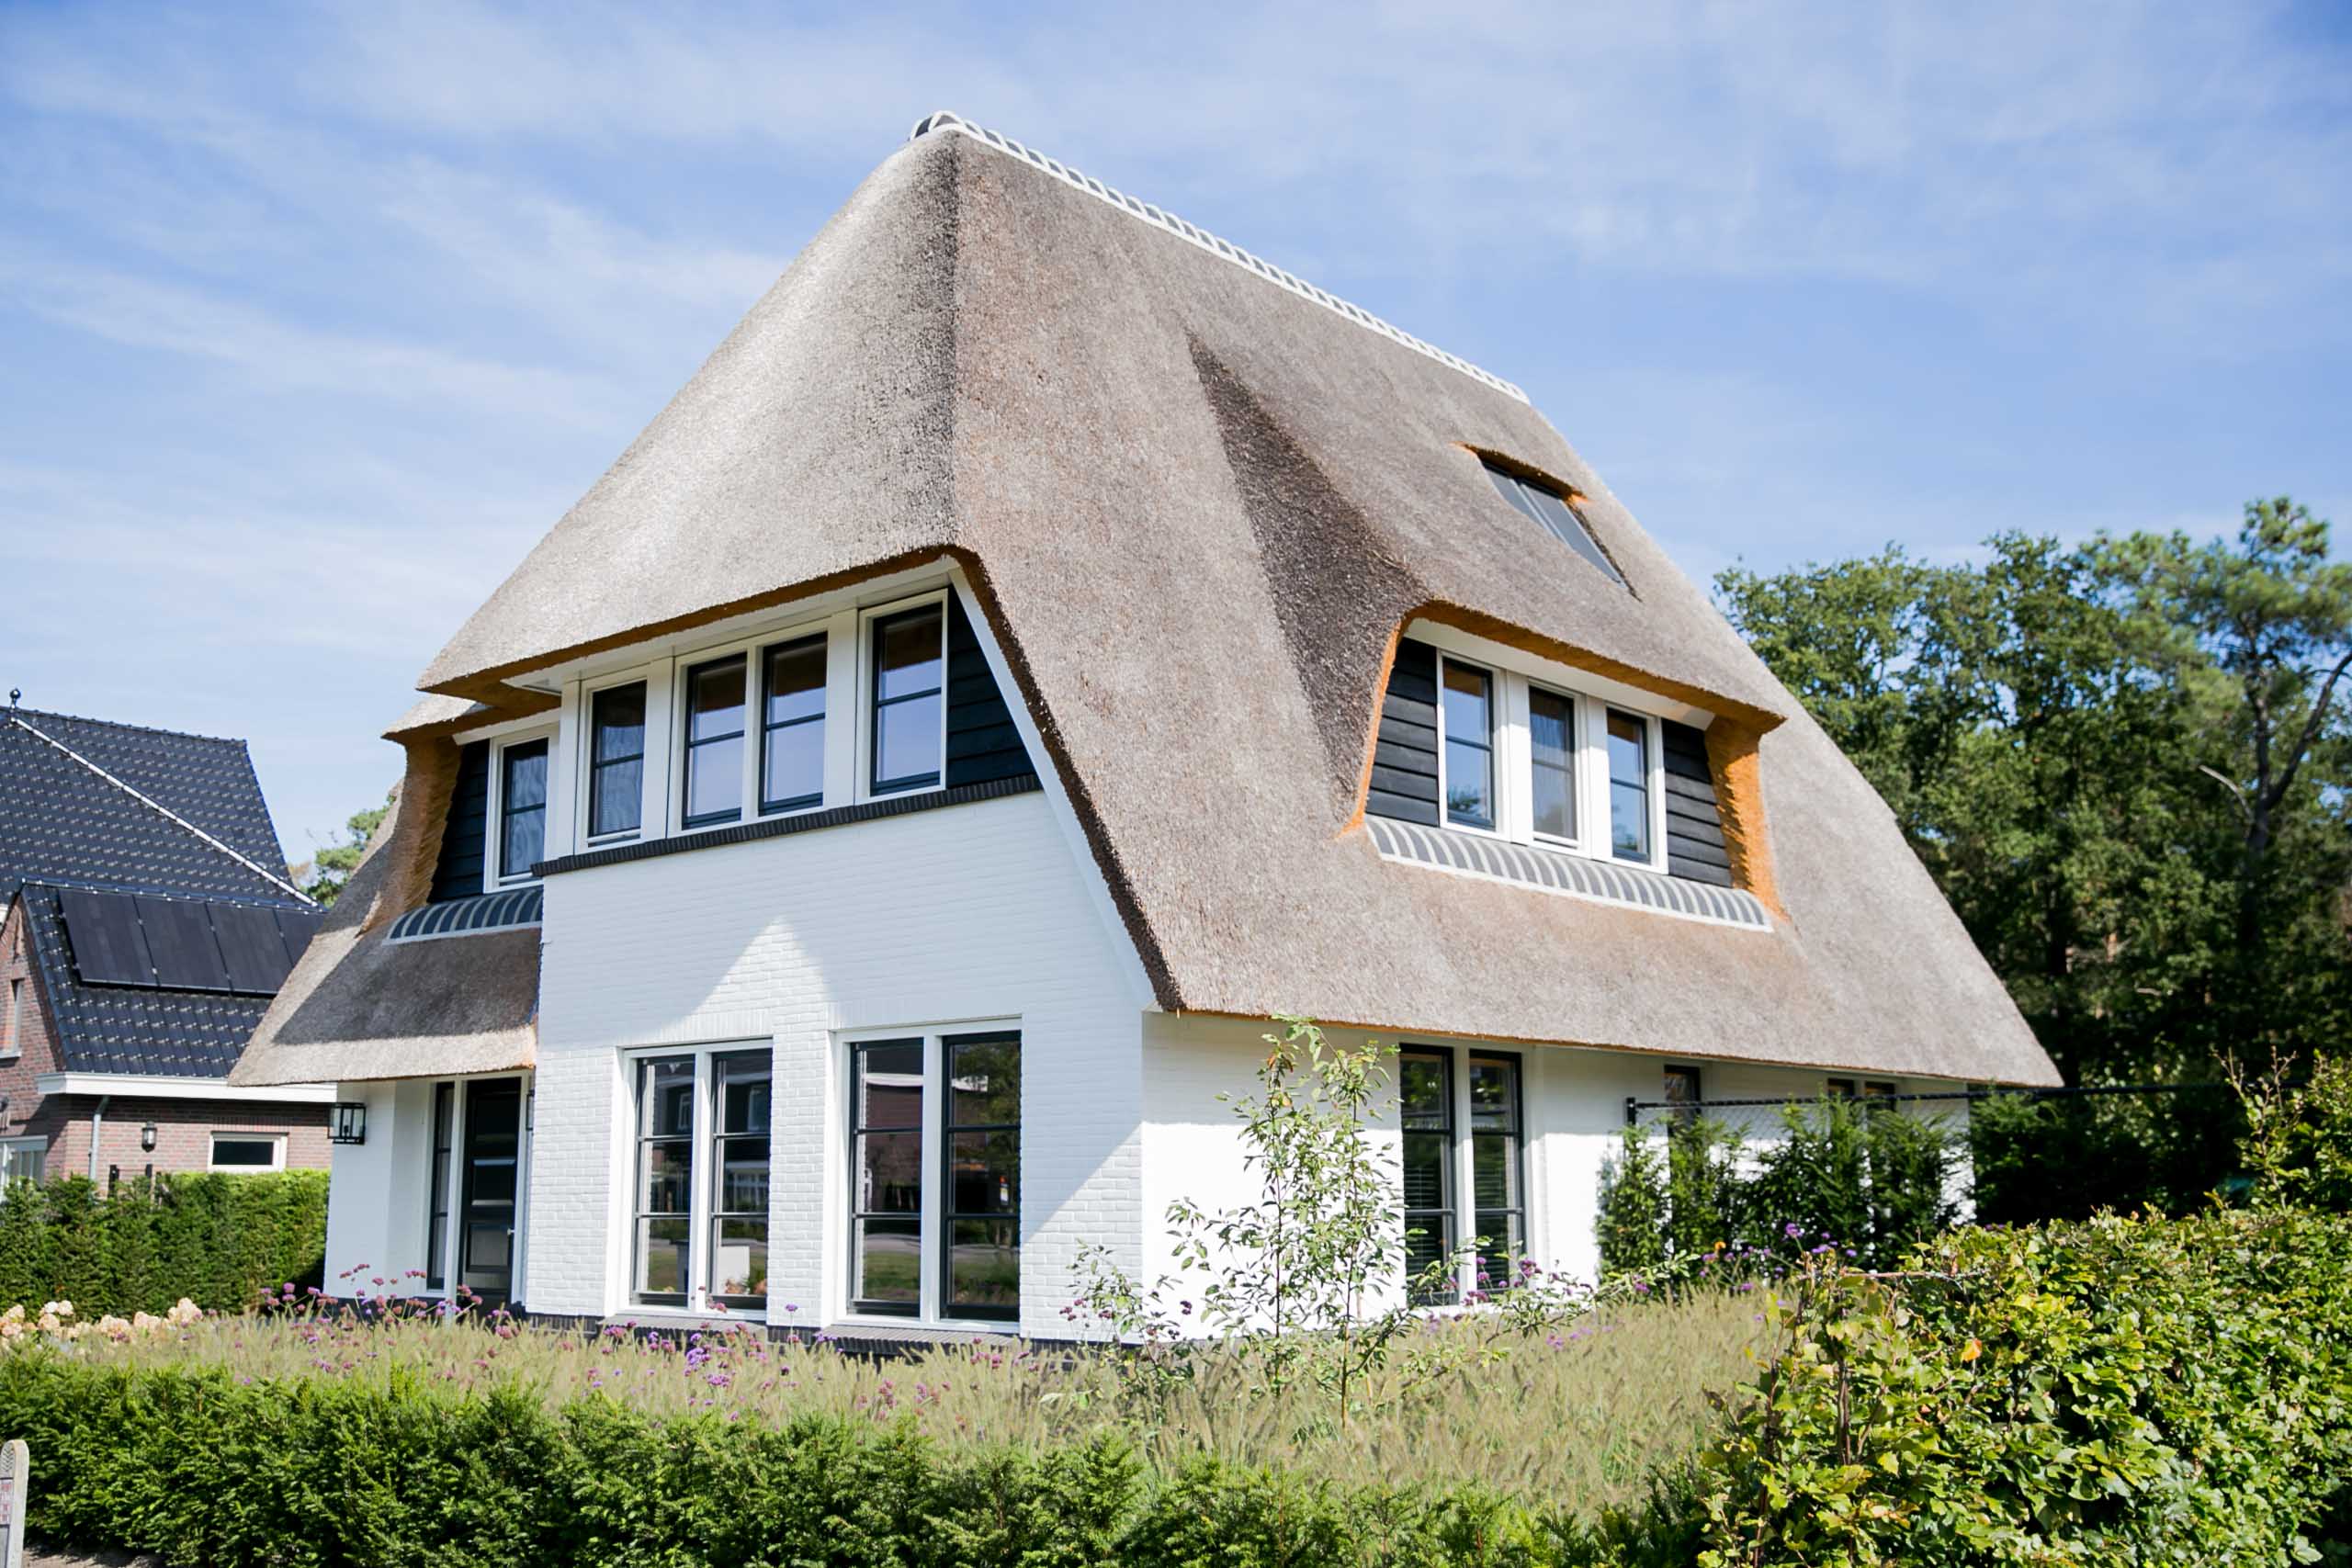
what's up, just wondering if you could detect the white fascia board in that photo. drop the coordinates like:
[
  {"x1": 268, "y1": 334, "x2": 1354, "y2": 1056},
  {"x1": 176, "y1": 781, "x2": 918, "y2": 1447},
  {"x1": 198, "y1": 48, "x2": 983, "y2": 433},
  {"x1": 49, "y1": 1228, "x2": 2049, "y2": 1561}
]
[
  {"x1": 1405, "y1": 618, "x2": 1718, "y2": 728},
  {"x1": 36, "y1": 1073, "x2": 338, "y2": 1105}
]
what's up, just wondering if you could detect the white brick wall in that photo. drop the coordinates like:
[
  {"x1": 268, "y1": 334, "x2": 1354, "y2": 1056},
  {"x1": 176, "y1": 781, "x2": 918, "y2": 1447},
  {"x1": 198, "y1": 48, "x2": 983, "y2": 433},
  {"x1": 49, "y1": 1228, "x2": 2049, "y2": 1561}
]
[{"x1": 527, "y1": 791, "x2": 1145, "y2": 1334}]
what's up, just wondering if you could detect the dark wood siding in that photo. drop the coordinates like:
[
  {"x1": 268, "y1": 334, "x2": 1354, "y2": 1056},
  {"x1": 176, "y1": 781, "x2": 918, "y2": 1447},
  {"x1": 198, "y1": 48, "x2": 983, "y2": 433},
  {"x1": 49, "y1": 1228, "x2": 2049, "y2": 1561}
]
[
  {"x1": 1367, "y1": 637, "x2": 1441, "y2": 826},
  {"x1": 1661, "y1": 721, "x2": 1734, "y2": 888},
  {"x1": 428, "y1": 741, "x2": 491, "y2": 902},
  {"x1": 944, "y1": 594, "x2": 1035, "y2": 788}
]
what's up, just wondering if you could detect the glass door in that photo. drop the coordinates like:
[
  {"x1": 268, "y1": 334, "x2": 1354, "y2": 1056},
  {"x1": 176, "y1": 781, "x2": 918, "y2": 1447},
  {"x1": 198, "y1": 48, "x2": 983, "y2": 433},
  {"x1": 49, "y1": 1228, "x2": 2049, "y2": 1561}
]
[{"x1": 458, "y1": 1078, "x2": 522, "y2": 1303}]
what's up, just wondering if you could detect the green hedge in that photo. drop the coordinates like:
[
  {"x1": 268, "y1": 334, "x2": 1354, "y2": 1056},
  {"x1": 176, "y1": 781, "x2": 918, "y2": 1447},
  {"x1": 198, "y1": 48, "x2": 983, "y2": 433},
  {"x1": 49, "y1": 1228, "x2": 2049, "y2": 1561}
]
[{"x1": 0, "y1": 1172, "x2": 327, "y2": 1315}]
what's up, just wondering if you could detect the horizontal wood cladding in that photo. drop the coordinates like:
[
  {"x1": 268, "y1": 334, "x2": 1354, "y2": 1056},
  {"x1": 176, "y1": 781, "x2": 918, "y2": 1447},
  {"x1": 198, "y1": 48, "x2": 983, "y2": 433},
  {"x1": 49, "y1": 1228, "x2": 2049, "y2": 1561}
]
[
  {"x1": 427, "y1": 741, "x2": 491, "y2": 902},
  {"x1": 944, "y1": 594, "x2": 1032, "y2": 787},
  {"x1": 1367, "y1": 637, "x2": 1441, "y2": 826},
  {"x1": 1662, "y1": 720, "x2": 1734, "y2": 888}
]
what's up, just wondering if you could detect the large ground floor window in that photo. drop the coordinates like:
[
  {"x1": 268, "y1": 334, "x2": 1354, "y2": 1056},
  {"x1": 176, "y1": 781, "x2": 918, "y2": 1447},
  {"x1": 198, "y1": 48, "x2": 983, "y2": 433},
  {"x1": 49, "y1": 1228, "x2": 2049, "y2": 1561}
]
[
  {"x1": 1397, "y1": 1043, "x2": 1526, "y2": 1302},
  {"x1": 847, "y1": 1025, "x2": 1021, "y2": 1323},
  {"x1": 629, "y1": 1044, "x2": 772, "y2": 1313}
]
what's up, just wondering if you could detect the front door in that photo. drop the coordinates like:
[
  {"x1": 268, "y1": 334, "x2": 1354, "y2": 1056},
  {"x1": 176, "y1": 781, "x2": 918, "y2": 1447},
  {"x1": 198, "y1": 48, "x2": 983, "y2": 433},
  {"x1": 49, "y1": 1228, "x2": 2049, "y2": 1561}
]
[{"x1": 458, "y1": 1078, "x2": 522, "y2": 1304}]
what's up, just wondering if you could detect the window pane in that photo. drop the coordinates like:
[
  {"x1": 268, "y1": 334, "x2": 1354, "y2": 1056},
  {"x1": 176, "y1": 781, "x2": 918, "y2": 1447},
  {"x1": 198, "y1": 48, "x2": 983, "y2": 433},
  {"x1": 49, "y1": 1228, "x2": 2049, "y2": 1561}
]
[
  {"x1": 1405, "y1": 1213, "x2": 1453, "y2": 1285},
  {"x1": 1484, "y1": 464, "x2": 1546, "y2": 525},
  {"x1": 1442, "y1": 662, "x2": 1493, "y2": 829},
  {"x1": 710, "y1": 1217, "x2": 768, "y2": 1304},
  {"x1": 1441, "y1": 662, "x2": 1490, "y2": 748},
  {"x1": 500, "y1": 740, "x2": 548, "y2": 878},
  {"x1": 1469, "y1": 1057, "x2": 1520, "y2": 1133},
  {"x1": 685, "y1": 734, "x2": 743, "y2": 824},
  {"x1": 950, "y1": 1131, "x2": 1018, "y2": 1214},
  {"x1": 854, "y1": 1217, "x2": 922, "y2": 1303},
  {"x1": 1529, "y1": 688, "x2": 1576, "y2": 840},
  {"x1": 762, "y1": 719, "x2": 823, "y2": 810},
  {"x1": 593, "y1": 683, "x2": 647, "y2": 763},
  {"x1": 855, "y1": 1043, "x2": 923, "y2": 1126},
  {"x1": 763, "y1": 637, "x2": 826, "y2": 726},
  {"x1": 1472, "y1": 1132, "x2": 1521, "y2": 1211},
  {"x1": 637, "y1": 1141, "x2": 692, "y2": 1213},
  {"x1": 1402, "y1": 1130, "x2": 1450, "y2": 1213},
  {"x1": 857, "y1": 1131, "x2": 922, "y2": 1213},
  {"x1": 874, "y1": 607, "x2": 944, "y2": 703},
  {"x1": 688, "y1": 658, "x2": 747, "y2": 742},
  {"x1": 1526, "y1": 487, "x2": 1624, "y2": 584},
  {"x1": 1399, "y1": 1055, "x2": 1449, "y2": 1128},
  {"x1": 636, "y1": 1217, "x2": 690, "y2": 1298},
  {"x1": 1607, "y1": 711, "x2": 1649, "y2": 860},
  {"x1": 874, "y1": 692, "x2": 943, "y2": 791},
  {"x1": 1444, "y1": 740, "x2": 1493, "y2": 828},
  {"x1": 503, "y1": 741, "x2": 548, "y2": 809},
  {"x1": 640, "y1": 1059, "x2": 695, "y2": 1137},
  {"x1": 590, "y1": 757, "x2": 642, "y2": 837},
  {"x1": 951, "y1": 1037, "x2": 1020, "y2": 1125},
  {"x1": 210, "y1": 1138, "x2": 276, "y2": 1168},
  {"x1": 946, "y1": 1219, "x2": 1019, "y2": 1310}
]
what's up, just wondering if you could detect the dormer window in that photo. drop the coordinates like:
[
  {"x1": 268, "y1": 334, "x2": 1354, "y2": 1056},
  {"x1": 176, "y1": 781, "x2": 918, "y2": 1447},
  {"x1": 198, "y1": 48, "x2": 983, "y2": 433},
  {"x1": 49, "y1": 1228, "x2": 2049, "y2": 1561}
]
[
  {"x1": 496, "y1": 738, "x2": 548, "y2": 881},
  {"x1": 1480, "y1": 458, "x2": 1624, "y2": 588},
  {"x1": 1605, "y1": 711, "x2": 1652, "y2": 863},
  {"x1": 870, "y1": 603, "x2": 945, "y2": 795},
  {"x1": 760, "y1": 635, "x2": 827, "y2": 813},
  {"x1": 683, "y1": 655, "x2": 749, "y2": 828},
  {"x1": 588, "y1": 682, "x2": 647, "y2": 839},
  {"x1": 1439, "y1": 658, "x2": 1495, "y2": 830}
]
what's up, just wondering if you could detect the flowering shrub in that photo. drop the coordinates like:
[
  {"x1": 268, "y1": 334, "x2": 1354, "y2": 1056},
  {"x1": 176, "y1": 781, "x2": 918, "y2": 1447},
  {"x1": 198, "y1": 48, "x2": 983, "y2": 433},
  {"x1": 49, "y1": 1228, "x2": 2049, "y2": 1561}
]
[{"x1": 0, "y1": 1296, "x2": 203, "y2": 1349}]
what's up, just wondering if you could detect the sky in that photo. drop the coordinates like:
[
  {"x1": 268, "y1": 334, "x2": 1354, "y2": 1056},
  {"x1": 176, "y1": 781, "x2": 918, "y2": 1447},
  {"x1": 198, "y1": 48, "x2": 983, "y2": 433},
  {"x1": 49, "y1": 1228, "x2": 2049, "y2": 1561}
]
[{"x1": 2, "y1": 1, "x2": 2347, "y2": 866}]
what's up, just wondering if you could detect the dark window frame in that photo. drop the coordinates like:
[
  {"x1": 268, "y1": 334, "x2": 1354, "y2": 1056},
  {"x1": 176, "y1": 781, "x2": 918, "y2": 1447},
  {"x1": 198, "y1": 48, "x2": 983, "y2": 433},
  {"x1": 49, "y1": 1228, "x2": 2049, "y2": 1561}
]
[
  {"x1": 1399, "y1": 1046, "x2": 1457, "y2": 1304},
  {"x1": 681, "y1": 654, "x2": 750, "y2": 829},
  {"x1": 1467, "y1": 1052, "x2": 1526, "y2": 1294},
  {"x1": 1605, "y1": 708, "x2": 1654, "y2": 864},
  {"x1": 848, "y1": 1038, "x2": 925, "y2": 1318},
  {"x1": 1663, "y1": 1064, "x2": 1702, "y2": 1127},
  {"x1": 707, "y1": 1050, "x2": 773, "y2": 1311},
  {"x1": 631, "y1": 1055, "x2": 697, "y2": 1308},
  {"x1": 426, "y1": 1081, "x2": 455, "y2": 1291},
  {"x1": 868, "y1": 604, "x2": 946, "y2": 796},
  {"x1": 587, "y1": 681, "x2": 649, "y2": 840},
  {"x1": 496, "y1": 737, "x2": 550, "y2": 882},
  {"x1": 1478, "y1": 457, "x2": 1626, "y2": 588},
  {"x1": 758, "y1": 632, "x2": 829, "y2": 815},
  {"x1": 940, "y1": 1030, "x2": 1021, "y2": 1322}
]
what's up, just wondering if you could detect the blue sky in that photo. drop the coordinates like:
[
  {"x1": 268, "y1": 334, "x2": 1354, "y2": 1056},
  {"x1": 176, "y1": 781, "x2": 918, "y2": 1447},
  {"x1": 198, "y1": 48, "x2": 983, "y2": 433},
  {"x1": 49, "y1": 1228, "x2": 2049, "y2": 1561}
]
[{"x1": 3, "y1": 1, "x2": 2347, "y2": 864}]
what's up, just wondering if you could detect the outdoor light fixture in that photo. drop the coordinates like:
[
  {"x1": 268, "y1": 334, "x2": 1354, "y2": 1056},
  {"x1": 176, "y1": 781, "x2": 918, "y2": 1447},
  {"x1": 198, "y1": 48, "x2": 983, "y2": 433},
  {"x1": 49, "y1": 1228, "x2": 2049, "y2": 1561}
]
[
  {"x1": 139, "y1": 1122, "x2": 157, "y2": 1154},
  {"x1": 329, "y1": 1101, "x2": 368, "y2": 1145}
]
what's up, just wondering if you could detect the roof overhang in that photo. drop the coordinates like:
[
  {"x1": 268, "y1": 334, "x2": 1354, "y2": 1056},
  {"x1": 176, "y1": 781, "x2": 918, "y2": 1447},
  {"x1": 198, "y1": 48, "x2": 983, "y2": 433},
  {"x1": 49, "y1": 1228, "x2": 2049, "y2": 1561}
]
[{"x1": 37, "y1": 1072, "x2": 337, "y2": 1105}]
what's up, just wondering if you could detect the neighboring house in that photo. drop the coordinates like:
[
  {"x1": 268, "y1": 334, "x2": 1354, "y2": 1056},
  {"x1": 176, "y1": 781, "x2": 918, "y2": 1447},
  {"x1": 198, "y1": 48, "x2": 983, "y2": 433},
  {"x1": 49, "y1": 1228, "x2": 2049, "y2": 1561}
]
[
  {"x1": 232, "y1": 114, "x2": 2058, "y2": 1336},
  {"x1": 0, "y1": 705, "x2": 333, "y2": 1182}
]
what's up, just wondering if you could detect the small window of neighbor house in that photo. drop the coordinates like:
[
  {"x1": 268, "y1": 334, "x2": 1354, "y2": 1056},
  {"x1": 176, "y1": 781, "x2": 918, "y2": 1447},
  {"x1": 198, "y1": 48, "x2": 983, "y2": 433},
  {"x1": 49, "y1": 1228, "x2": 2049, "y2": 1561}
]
[
  {"x1": 1479, "y1": 458, "x2": 1625, "y2": 587},
  {"x1": 1, "y1": 975, "x2": 20, "y2": 1060},
  {"x1": 209, "y1": 1134, "x2": 285, "y2": 1172},
  {"x1": 2, "y1": 1138, "x2": 44, "y2": 1185},
  {"x1": 1826, "y1": 1077, "x2": 1857, "y2": 1099}
]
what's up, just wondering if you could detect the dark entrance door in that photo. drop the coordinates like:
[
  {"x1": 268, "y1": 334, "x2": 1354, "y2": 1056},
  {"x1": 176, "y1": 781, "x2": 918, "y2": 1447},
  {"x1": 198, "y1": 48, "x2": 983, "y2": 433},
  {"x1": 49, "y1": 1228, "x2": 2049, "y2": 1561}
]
[{"x1": 458, "y1": 1078, "x2": 522, "y2": 1304}]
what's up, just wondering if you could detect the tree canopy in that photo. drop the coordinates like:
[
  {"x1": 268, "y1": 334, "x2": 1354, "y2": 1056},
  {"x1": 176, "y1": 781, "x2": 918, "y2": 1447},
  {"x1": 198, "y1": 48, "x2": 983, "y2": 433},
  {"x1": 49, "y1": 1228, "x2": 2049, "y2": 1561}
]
[{"x1": 1717, "y1": 499, "x2": 2352, "y2": 1219}]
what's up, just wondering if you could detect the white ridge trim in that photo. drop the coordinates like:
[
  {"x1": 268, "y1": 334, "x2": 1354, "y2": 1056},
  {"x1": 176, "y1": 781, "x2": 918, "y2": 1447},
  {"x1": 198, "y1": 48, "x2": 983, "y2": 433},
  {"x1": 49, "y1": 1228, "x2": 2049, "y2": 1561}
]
[
  {"x1": 910, "y1": 111, "x2": 1530, "y2": 405},
  {"x1": 4, "y1": 715, "x2": 317, "y2": 906}
]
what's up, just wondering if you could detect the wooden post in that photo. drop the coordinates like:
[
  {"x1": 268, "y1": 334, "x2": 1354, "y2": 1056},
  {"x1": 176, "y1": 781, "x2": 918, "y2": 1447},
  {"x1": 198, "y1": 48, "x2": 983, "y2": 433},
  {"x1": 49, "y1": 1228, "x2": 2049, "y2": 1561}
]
[{"x1": 0, "y1": 1436, "x2": 27, "y2": 1568}]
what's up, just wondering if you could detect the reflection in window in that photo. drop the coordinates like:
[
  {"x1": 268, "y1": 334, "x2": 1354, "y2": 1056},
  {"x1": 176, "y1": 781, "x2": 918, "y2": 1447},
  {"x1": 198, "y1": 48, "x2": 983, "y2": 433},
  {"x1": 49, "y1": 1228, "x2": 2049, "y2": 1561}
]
[
  {"x1": 944, "y1": 1032, "x2": 1021, "y2": 1320},
  {"x1": 850, "y1": 1039, "x2": 924, "y2": 1314},
  {"x1": 709, "y1": 1052, "x2": 771, "y2": 1309},
  {"x1": 632, "y1": 1056, "x2": 695, "y2": 1305},
  {"x1": 498, "y1": 739, "x2": 548, "y2": 879},
  {"x1": 1441, "y1": 660, "x2": 1495, "y2": 829},
  {"x1": 1663, "y1": 1064, "x2": 1702, "y2": 1127},
  {"x1": 871, "y1": 606, "x2": 944, "y2": 795},
  {"x1": 683, "y1": 656, "x2": 748, "y2": 827},
  {"x1": 1529, "y1": 687, "x2": 1577, "y2": 842},
  {"x1": 761, "y1": 635, "x2": 827, "y2": 813},
  {"x1": 1607, "y1": 710, "x2": 1650, "y2": 862},
  {"x1": 1469, "y1": 1055, "x2": 1524, "y2": 1292},
  {"x1": 588, "y1": 683, "x2": 647, "y2": 839},
  {"x1": 1399, "y1": 1050, "x2": 1455, "y2": 1302}
]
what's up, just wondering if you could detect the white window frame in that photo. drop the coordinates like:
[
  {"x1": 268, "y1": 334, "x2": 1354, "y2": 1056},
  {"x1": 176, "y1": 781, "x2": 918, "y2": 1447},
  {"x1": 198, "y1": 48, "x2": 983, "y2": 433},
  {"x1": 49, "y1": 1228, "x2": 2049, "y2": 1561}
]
[
  {"x1": 854, "y1": 589, "x2": 952, "y2": 805},
  {"x1": 667, "y1": 607, "x2": 852, "y2": 837},
  {"x1": 1, "y1": 974, "x2": 22, "y2": 1062},
  {"x1": 1, "y1": 1135, "x2": 45, "y2": 1185},
  {"x1": 208, "y1": 1132, "x2": 286, "y2": 1172},
  {"x1": 579, "y1": 672, "x2": 654, "y2": 847},
  {"x1": 618, "y1": 1041, "x2": 772, "y2": 1319},
  {"x1": 836, "y1": 1019, "x2": 1021, "y2": 1331},
  {"x1": 1419, "y1": 626, "x2": 1675, "y2": 875},
  {"x1": 486, "y1": 727, "x2": 559, "y2": 888}
]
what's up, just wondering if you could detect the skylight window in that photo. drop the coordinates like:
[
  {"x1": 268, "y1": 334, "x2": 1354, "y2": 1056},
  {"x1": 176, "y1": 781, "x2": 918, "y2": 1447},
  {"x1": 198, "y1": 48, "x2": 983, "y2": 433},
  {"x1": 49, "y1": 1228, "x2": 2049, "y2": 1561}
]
[{"x1": 1480, "y1": 460, "x2": 1625, "y2": 588}]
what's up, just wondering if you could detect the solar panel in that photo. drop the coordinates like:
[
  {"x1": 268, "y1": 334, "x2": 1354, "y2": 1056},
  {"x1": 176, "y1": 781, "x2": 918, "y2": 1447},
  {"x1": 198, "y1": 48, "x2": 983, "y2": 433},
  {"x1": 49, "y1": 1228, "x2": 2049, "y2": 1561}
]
[
  {"x1": 212, "y1": 902, "x2": 296, "y2": 994},
  {"x1": 274, "y1": 908, "x2": 324, "y2": 965},
  {"x1": 57, "y1": 888, "x2": 156, "y2": 987},
  {"x1": 136, "y1": 896, "x2": 232, "y2": 991}
]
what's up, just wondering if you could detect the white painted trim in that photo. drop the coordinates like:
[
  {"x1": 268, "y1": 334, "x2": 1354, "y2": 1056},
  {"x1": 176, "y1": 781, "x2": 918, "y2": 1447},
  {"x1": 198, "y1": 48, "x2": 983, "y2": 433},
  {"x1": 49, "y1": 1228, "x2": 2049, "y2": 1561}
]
[
  {"x1": 35, "y1": 1073, "x2": 336, "y2": 1104},
  {"x1": 208, "y1": 1131, "x2": 287, "y2": 1172},
  {"x1": 1405, "y1": 619, "x2": 1715, "y2": 728}
]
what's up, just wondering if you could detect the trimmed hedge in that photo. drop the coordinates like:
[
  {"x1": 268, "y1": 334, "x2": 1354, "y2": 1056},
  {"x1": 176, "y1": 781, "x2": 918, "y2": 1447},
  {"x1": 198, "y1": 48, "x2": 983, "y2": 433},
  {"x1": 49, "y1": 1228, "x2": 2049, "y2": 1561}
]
[{"x1": 0, "y1": 1172, "x2": 326, "y2": 1315}]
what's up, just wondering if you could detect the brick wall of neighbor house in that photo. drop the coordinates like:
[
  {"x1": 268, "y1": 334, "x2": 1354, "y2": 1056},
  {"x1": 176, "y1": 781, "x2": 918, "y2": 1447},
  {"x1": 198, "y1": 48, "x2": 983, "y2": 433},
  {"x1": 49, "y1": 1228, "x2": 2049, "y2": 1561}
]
[
  {"x1": 514, "y1": 789, "x2": 1147, "y2": 1335},
  {"x1": 0, "y1": 902, "x2": 331, "y2": 1181}
]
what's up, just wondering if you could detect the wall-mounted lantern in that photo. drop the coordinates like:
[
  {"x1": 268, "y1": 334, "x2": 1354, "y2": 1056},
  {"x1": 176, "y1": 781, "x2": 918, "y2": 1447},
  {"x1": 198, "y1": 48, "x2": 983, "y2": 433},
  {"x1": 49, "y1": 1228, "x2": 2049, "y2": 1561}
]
[
  {"x1": 329, "y1": 1101, "x2": 368, "y2": 1145},
  {"x1": 139, "y1": 1122, "x2": 157, "y2": 1154}
]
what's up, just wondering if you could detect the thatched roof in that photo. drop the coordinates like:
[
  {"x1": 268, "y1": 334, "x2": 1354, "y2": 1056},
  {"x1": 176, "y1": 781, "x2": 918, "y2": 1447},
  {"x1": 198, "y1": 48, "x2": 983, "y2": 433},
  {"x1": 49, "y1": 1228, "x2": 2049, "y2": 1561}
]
[{"x1": 247, "y1": 116, "x2": 2055, "y2": 1088}]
